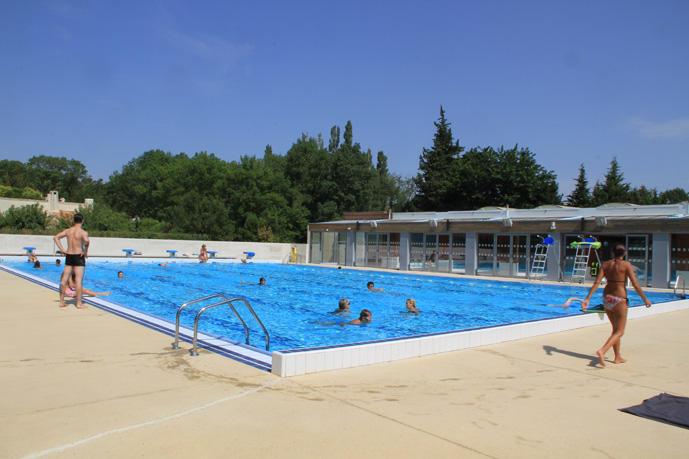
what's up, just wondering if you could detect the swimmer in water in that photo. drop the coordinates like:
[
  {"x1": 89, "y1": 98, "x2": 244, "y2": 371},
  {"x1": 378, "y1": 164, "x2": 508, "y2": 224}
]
[
  {"x1": 546, "y1": 297, "x2": 586, "y2": 309},
  {"x1": 367, "y1": 281, "x2": 383, "y2": 292},
  {"x1": 345, "y1": 309, "x2": 372, "y2": 325},
  {"x1": 331, "y1": 298, "x2": 351, "y2": 314},
  {"x1": 66, "y1": 273, "x2": 110, "y2": 297},
  {"x1": 405, "y1": 298, "x2": 420, "y2": 314}
]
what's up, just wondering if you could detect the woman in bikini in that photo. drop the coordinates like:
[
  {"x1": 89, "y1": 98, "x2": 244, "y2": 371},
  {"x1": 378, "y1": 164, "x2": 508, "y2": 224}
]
[{"x1": 582, "y1": 244, "x2": 652, "y2": 366}]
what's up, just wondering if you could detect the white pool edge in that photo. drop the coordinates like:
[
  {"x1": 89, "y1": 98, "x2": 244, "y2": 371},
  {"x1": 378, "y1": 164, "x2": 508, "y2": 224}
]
[
  {"x1": 4, "y1": 258, "x2": 686, "y2": 378},
  {"x1": 271, "y1": 298, "x2": 689, "y2": 377}
]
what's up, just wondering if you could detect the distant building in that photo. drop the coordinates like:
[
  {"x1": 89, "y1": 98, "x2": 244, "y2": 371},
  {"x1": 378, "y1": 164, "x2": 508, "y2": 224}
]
[
  {"x1": 307, "y1": 203, "x2": 689, "y2": 289},
  {"x1": 0, "y1": 191, "x2": 93, "y2": 218}
]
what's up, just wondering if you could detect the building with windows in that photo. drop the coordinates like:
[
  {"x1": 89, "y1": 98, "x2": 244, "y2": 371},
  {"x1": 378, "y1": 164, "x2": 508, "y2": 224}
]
[{"x1": 307, "y1": 203, "x2": 689, "y2": 289}]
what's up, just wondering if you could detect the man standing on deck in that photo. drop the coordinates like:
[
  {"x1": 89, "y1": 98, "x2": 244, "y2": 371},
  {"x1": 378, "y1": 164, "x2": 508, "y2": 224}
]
[{"x1": 54, "y1": 213, "x2": 90, "y2": 309}]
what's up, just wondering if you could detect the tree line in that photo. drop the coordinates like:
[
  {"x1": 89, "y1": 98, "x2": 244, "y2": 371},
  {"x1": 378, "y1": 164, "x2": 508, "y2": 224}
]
[{"x1": 1, "y1": 108, "x2": 687, "y2": 241}]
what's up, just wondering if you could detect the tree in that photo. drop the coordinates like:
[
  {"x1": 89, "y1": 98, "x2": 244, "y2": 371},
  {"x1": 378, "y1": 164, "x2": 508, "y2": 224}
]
[
  {"x1": 77, "y1": 202, "x2": 134, "y2": 232},
  {"x1": 448, "y1": 145, "x2": 561, "y2": 209},
  {"x1": 414, "y1": 106, "x2": 463, "y2": 210},
  {"x1": 330, "y1": 122, "x2": 379, "y2": 213},
  {"x1": 658, "y1": 187, "x2": 689, "y2": 204},
  {"x1": 0, "y1": 160, "x2": 30, "y2": 189},
  {"x1": 628, "y1": 186, "x2": 658, "y2": 205},
  {"x1": 284, "y1": 135, "x2": 339, "y2": 224},
  {"x1": 567, "y1": 164, "x2": 592, "y2": 207},
  {"x1": 592, "y1": 157, "x2": 630, "y2": 205},
  {"x1": 25, "y1": 155, "x2": 100, "y2": 201},
  {"x1": 328, "y1": 126, "x2": 340, "y2": 154}
]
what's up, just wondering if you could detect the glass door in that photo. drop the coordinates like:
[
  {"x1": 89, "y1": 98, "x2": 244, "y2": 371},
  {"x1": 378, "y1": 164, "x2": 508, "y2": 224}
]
[
  {"x1": 410, "y1": 233, "x2": 425, "y2": 270},
  {"x1": 389, "y1": 233, "x2": 400, "y2": 269},
  {"x1": 626, "y1": 234, "x2": 649, "y2": 286},
  {"x1": 477, "y1": 233, "x2": 495, "y2": 275},
  {"x1": 437, "y1": 234, "x2": 451, "y2": 272},
  {"x1": 451, "y1": 233, "x2": 466, "y2": 273},
  {"x1": 496, "y1": 235, "x2": 511, "y2": 275},
  {"x1": 425, "y1": 233, "x2": 438, "y2": 271},
  {"x1": 513, "y1": 235, "x2": 528, "y2": 277}
]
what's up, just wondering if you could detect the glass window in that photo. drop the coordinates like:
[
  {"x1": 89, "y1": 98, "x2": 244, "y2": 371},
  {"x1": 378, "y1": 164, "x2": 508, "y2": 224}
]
[
  {"x1": 378, "y1": 233, "x2": 389, "y2": 268},
  {"x1": 451, "y1": 233, "x2": 466, "y2": 273},
  {"x1": 425, "y1": 233, "x2": 437, "y2": 270},
  {"x1": 322, "y1": 231, "x2": 336, "y2": 264},
  {"x1": 671, "y1": 234, "x2": 689, "y2": 283},
  {"x1": 310, "y1": 232, "x2": 322, "y2": 264},
  {"x1": 355, "y1": 232, "x2": 366, "y2": 266},
  {"x1": 496, "y1": 235, "x2": 511, "y2": 275},
  {"x1": 410, "y1": 233, "x2": 425, "y2": 270},
  {"x1": 388, "y1": 233, "x2": 400, "y2": 269},
  {"x1": 337, "y1": 232, "x2": 347, "y2": 265},
  {"x1": 477, "y1": 233, "x2": 494, "y2": 275},
  {"x1": 626, "y1": 235, "x2": 649, "y2": 286},
  {"x1": 437, "y1": 234, "x2": 450, "y2": 272},
  {"x1": 513, "y1": 235, "x2": 528, "y2": 277},
  {"x1": 367, "y1": 233, "x2": 379, "y2": 267}
]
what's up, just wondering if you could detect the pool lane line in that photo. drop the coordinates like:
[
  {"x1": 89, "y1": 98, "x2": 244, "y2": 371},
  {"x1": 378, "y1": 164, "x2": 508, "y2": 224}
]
[{"x1": 20, "y1": 378, "x2": 281, "y2": 459}]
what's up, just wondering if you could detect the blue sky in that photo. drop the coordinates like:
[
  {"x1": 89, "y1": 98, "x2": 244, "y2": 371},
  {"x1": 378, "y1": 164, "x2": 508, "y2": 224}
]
[{"x1": 1, "y1": 0, "x2": 688, "y2": 197}]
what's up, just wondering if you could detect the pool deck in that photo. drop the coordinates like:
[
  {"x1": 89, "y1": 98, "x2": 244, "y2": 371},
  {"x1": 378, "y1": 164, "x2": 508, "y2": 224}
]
[{"x1": 2, "y1": 269, "x2": 688, "y2": 458}]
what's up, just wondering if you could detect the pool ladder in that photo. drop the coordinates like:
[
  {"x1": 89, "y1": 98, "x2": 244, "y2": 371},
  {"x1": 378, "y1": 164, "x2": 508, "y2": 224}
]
[{"x1": 172, "y1": 294, "x2": 270, "y2": 355}]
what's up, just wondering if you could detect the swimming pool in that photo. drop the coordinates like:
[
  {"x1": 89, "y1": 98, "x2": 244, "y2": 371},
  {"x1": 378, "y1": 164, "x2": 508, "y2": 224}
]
[{"x1": 0, "y1": 257, "x2": 676, "y2": 354}]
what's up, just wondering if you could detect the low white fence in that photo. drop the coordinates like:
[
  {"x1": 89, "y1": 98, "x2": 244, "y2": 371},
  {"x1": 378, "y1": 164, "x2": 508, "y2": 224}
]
[{"x1": 0, "y1": 233, "x2": 307, "y2": 262}]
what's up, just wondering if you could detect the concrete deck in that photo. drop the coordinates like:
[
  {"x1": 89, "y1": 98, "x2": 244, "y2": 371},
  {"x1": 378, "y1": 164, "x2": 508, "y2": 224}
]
[{"x1": 1, "y1": 269, "x2": 688, "y2": 458}]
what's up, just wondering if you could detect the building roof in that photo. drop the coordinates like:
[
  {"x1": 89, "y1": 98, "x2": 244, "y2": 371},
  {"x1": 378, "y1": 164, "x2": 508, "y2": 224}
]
[{"x1": 309, "y1": 202, "x2": 689, "y2": 234}]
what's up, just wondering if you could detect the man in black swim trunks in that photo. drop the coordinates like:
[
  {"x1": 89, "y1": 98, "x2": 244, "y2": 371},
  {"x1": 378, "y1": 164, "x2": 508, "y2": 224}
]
[{"x1": 54, "y1": 213, "x2": 90, "y2": 309}]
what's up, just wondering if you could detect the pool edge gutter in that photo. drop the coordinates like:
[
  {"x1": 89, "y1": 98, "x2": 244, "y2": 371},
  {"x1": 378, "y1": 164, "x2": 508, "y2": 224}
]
[{"x1": 271, "y1": 298, "x2": 689, "y2": 377}]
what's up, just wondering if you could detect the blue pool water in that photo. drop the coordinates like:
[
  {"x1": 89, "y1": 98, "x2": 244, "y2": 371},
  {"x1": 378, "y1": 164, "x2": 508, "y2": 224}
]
[{"x1": 2, "y1": 258, "x2": 676, "y2": 351}]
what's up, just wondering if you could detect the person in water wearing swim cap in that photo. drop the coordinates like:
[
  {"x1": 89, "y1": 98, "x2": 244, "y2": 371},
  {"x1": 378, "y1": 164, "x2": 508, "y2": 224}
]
[{"x1": 581, "y1": 244, "x2": 651, "y2": 366}]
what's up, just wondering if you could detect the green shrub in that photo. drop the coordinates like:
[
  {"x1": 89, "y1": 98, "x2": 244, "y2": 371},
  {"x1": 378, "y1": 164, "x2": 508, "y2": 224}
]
[
  {"x1": 1, "y1": 204, "x2": 48, "y2": 230},
  {"x1": 0, "y1": 185, "x2": 43, "y2": 199}
]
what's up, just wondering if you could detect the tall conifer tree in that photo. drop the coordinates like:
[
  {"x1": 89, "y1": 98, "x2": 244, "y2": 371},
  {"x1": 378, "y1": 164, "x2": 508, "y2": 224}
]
[
  {"x1": 592, "y1": 157, "x2": 630, "y2": 205},
  {"x1": 567, "y1": 163, "x2": 592, "y2": 207},
  {"x1": 414, "y1": 106, "x2": 463, "y2": 210}
]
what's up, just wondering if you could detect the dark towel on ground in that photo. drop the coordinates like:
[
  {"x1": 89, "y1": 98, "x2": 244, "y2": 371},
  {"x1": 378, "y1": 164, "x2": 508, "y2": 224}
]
[{"x1": 620, "y1": 393, "x2": 689, "y2": 429}]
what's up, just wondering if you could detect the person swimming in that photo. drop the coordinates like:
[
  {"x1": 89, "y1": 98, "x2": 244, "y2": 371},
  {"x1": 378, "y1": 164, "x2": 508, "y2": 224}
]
[
  {"x1": 546, "y1": 297, "x2": 586, "y2": 309},
  {"x1": 345, "y1": 309, "x2": 372, "y2": 325},
  {"x1": 367, "y1": 281, "x2": 383, "y2": 292},
  {"x1": 405, "y1": 298, "x2": 420, "y2": 314},
  {"x1": 331, "y1": 298, "x2": 351, "y2": 314}
]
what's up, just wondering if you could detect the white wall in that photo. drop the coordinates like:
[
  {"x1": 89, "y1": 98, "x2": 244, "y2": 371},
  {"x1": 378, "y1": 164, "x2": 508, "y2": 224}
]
[
  {"x1": 0, "y1": 192, "x2": 90, "y2": 214},
  {"x1": 0, "y1": 233, "x2": 307, "y2": 261}
]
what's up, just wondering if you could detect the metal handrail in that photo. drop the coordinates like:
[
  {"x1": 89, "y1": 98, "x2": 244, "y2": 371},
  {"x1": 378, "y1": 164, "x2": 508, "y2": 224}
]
[
  {"x1": 226, "y1": 297, "x2": 271, "y2": 351},
  {"x1": 172, "y1": 294, "x2": 228, "y2": 349},
  {"x1": 674, "y1": 274, "x2": 685, "y2": 296},
  {"x1": 190, "y1": 297, "x2": 270, "y2": 355},
  {"x1": 172, "y1": 293, "x2": 271, "y2": 355}
]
